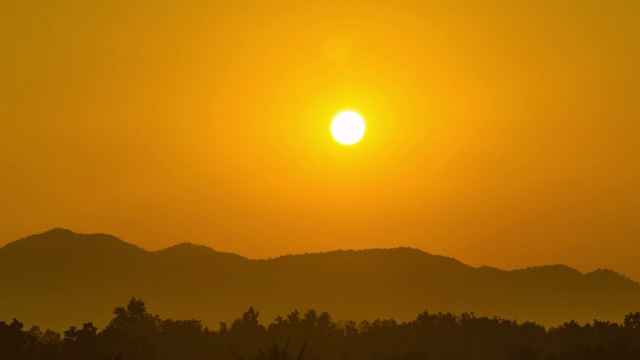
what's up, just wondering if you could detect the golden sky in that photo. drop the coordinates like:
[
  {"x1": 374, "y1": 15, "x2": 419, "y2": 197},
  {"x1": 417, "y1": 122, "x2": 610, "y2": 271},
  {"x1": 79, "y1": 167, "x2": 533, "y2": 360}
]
[{"x1": 1, "y1": 1, "x2": 639, "y2": 279}]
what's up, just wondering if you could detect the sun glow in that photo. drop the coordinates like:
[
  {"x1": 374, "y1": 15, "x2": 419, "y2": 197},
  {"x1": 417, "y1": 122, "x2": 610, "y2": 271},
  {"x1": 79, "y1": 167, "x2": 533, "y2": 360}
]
[{"x1": 331, "y1": 111, "x2": 366, "y2": 145}]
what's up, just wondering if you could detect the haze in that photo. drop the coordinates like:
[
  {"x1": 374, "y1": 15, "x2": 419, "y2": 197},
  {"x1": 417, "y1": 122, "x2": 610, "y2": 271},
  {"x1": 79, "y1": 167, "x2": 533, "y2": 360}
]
[{"x1": 1, "y1": 1, "x2": 639, "y2": 279}]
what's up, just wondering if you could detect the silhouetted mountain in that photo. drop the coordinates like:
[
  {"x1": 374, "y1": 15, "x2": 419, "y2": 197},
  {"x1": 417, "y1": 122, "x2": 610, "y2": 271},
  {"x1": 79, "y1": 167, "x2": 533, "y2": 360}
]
[
  {"x1": 1, "y1": 229, "x2": 639, "y2": 331},
  {"x1": 153, "y1": 242, "x2": 246, "y2": 262}
]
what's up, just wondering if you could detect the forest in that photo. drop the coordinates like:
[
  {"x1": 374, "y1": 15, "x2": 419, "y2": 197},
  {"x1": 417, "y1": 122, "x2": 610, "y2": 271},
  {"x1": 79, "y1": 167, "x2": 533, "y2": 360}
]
[{"x1": 2, "y1": 298, "x2": 640, "y2": 360}]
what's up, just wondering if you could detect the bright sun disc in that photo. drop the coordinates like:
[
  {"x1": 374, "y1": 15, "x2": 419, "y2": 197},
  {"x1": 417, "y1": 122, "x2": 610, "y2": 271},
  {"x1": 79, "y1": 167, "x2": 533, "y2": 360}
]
[{"x1": 331, "y1": 111, "x2": 365, "y2": 145}]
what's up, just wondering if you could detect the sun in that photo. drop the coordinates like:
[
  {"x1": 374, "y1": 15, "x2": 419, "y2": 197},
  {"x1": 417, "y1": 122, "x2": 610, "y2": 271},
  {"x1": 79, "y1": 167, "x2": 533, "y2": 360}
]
[{"x1": 331, "y1": 111, "x2": 366, "y2": 145}]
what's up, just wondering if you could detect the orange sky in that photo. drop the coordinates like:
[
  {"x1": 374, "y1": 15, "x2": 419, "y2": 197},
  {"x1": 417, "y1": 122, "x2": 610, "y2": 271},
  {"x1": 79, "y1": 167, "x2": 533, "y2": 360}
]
[{"x1": 2, "y1": 1, "x2": 639, "y2": 279}]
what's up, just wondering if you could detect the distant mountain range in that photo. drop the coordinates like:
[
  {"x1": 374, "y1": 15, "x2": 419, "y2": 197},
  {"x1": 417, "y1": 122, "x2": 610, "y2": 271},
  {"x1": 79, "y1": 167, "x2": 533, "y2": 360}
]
[{"x1": 1, "y1": 228, "x2": 639, "y2": 331}]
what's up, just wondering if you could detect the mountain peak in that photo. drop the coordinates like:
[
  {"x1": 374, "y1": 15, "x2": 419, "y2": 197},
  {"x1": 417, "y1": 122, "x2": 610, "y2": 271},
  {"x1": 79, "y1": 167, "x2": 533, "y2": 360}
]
[
  {"x1": 153, "y1": 242, "x2": 249, "y2": 263},
  {"x1": 155, "y1": 242, "x2": 216, "y2": 256},
  {"x1": 42, "y1": 227, "x2": 77, "y2": 236},
  {"x1": 0, "y1": 227, "x2": 146, "y2": 256}
]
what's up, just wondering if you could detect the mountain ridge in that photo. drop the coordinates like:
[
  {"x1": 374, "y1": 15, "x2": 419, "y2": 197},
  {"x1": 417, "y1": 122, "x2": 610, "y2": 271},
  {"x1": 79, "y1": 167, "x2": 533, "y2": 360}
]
[
  {"x1": 5, "y1": 229, "x2": 633, "y2": 281},
  {"x1": 1, "y1": 229, "x2": 639, "y2": 332}
]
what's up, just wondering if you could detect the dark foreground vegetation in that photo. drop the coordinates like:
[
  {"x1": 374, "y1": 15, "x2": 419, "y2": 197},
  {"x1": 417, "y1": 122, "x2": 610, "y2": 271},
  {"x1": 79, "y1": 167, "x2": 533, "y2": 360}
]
[{"x1": 2, "y1": 298, "x2": 640, "y2": 360}]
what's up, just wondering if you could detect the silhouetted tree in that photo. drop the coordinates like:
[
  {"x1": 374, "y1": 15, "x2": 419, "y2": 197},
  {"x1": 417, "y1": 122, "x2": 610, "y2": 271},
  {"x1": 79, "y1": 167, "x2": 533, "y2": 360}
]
[
  {"x1": 101, "y1": 297, "x2": 158, "y2": 360},
  {"x1": 3, "y1": 299, "x2": 640, "y2": 360}
]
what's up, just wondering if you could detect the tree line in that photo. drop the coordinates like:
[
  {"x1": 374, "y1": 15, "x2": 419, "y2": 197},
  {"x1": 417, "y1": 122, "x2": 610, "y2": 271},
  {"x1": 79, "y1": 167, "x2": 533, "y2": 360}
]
[{"x1": 2, "y1": 297, "x2": 640, "y2": 360}]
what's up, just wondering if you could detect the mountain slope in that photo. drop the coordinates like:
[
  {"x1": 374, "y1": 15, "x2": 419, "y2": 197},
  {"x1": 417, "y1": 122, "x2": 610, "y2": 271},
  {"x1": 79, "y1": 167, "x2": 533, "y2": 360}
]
[{"x1": 1, "y1": 229, "x2": 638, "y2": 331}]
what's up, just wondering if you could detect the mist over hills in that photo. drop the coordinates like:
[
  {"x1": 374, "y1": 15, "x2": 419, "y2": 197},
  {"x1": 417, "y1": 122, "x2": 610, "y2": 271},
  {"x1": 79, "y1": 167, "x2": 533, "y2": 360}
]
[{"x1": 1, "y1": 228, "x2": 638, "y2": 331}]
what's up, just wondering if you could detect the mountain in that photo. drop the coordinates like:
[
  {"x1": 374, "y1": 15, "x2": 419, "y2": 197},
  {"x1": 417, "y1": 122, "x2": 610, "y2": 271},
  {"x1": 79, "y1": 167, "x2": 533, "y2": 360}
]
[{"x1": 1, "y1": 228, "x2": 639, "y2": 331}]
